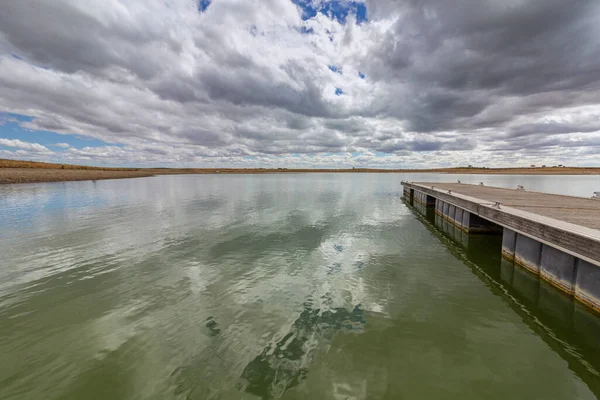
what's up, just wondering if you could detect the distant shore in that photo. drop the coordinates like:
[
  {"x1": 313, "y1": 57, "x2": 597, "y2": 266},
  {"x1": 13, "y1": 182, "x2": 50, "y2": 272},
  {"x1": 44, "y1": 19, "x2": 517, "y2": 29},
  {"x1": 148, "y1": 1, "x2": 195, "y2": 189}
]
[{"x1": 1, "y1": 159, "x2": 599, "y2": 185}]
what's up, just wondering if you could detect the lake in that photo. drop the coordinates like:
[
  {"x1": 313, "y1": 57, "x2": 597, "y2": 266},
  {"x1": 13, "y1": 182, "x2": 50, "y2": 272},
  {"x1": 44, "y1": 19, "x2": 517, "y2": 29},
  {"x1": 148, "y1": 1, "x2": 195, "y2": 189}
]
[{"x1": 1, "y1": 173, "x2": 600, "y2": 399}]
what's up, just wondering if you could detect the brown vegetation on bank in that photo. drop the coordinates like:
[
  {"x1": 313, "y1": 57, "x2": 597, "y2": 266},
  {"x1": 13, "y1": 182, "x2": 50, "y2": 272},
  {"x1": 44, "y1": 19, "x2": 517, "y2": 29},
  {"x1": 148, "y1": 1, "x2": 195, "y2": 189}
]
[
  {"x1": 0, "y1": 159, "x2": 140, "y2": 171},
  {"x1": 1, "y1": 158, "x2": 599, "y2": 184}
]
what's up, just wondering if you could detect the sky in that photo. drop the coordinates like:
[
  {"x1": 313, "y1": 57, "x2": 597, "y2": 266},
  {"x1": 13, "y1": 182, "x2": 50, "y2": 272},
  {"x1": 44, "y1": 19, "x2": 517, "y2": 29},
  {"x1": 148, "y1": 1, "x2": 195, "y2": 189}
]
[{"x1": 1, "y1": 0, "x2": 600, "y2": 169}]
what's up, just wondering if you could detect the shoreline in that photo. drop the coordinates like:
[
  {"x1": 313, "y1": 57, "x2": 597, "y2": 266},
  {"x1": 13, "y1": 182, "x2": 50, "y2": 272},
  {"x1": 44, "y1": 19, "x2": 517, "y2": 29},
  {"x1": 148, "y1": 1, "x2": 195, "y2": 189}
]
[
  {"x1": 2, "y1": 158, "x2": 600, "y2": 185},
  {"x1": 2, "y1": 166, "x2": 600, "y2": 185},
  {"x1": 0, "y1": 168, "x2": 157, "y2": 184}
]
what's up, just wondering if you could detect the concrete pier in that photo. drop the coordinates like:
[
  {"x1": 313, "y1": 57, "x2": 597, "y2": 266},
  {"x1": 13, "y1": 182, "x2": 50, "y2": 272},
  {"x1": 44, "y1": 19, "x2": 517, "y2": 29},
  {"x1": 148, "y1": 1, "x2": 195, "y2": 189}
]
[
  {"x1": 514, "y1": 233, "x2": 542, "y2": 274},
  {"x1": 402, "y1": 181, "x2": 600, "y2": 314},
  {"x1": 501, "y1": 229, "x2": 517, "y2": 260},
  {"x1": 435, "y1": 197, "x2": 501, "y2": 234}
]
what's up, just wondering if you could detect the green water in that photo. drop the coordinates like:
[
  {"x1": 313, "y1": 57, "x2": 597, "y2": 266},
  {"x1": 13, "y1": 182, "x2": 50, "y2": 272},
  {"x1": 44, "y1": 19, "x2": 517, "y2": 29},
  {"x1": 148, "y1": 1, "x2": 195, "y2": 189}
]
[{"x1": 1, "y1": 173, "x2": 600, "y2": 399}]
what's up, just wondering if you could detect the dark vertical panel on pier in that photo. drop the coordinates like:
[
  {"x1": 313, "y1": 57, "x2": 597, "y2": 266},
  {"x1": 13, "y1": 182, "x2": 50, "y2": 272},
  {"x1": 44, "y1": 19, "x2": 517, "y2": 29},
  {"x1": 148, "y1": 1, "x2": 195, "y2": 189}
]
[{"x1": 515, "y1": 234, "x2": 542, "y2": 274}]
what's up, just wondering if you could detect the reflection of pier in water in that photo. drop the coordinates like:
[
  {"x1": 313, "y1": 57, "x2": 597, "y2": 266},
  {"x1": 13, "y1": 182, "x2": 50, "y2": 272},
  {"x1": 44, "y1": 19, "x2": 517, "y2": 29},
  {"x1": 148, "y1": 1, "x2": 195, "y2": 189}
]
[{"x1": 408, "y1": 199, "x2": 600, "y2": 396}]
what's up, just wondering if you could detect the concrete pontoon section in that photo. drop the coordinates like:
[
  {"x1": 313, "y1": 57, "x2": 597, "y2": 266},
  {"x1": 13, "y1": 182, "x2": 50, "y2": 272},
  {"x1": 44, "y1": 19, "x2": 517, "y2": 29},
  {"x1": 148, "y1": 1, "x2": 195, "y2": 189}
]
[
  {"x1": 434, "y1": 199, "x2": 500, "y2": 234},
  {"x1": 501, "y1": 229, "x2": 517, "y2": 261},
  {"x1": 540, "y1": 245, "x2": 577, "y2": 295},
  {"x1": 442, "y1": 202, "x2": 450, "y2": 218},
  {"x1": 514, "y1": 234, "x2": 542, "y2": 274},
  {"x1": 402, "y1": 181, "x2": 600, "y2": 315},
  {"x1": 454, "y1": 208, "x2": 464, "y2": 230},
  {"x1": 575, "y1": 260, "x2": 600, "y2": 314}
]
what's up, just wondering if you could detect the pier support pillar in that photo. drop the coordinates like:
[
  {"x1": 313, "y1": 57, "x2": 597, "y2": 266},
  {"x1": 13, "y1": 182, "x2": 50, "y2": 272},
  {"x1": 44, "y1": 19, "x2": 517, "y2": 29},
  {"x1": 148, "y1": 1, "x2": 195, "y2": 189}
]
[
  {"x1": 410, "y1": 191, "x2": 435, "y2": 217},
  {"x1": 447, "y1": 204, "x2": 456, "y2": 222},
  {"x1": 425, "y1": 194, "x2": 436, "y2": 207},
  {"x1": 454, "y1": 208, "x2": 464, "y2": 230},
  {"x1": 514, "y1": 234, "x2": 542, "y2": 275},
  {"x1": 460, "y1": 211, "x2": 502, "y2": 234},
  {"x1": 540, "y1": 245, "x2": 577, "y2": 295},
  {"x1": 575, "y1": 260, "x2": 600, "y2": 313},
  {"x1": 501, "y1": 229, "x2": 517, "y2": 261},
  {"x1": 413, "y1": 191, "x2": 435, "y2": 207},
  {"x1": 433, "y1": 200, "x2": 502, "y2": 234},
  {"x1": 461, "y1": 211, "x2": 470, "y2": 231}
]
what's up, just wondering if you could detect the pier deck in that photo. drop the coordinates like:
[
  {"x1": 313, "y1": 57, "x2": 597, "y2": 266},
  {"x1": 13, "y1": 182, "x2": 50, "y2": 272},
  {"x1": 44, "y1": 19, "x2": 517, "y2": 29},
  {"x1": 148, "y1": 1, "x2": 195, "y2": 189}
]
[{"x1": 412, "y1": 182, "x2": 600, "y2": 230}]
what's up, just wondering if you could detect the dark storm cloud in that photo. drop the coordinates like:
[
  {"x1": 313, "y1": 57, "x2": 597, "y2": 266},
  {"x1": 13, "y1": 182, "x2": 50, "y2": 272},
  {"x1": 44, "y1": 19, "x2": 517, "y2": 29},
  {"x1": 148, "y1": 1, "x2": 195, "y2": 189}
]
[
  {"x1": 199, "y1": 66, "x2": 335, "y2": 118},
  {"x1": 0, "y1": 0, "x2": 179, "y2": 80},
  {"x1": 286, "y1": 115, "x2": 314, "y2": 130},
  {"x1": 371, "y1": 136, "x2": 477, "y2": 153},
  {"x1": 367, "y1": 0, "x2": 600, "y2": 133},
  {"x1": 489, "y1": 135, "x2": 600, "y2": 152},
  {"x1": 323, "y1": 118, "x2": 368, "y2": 134},
  {"x1": 507, "y1": 122, "x2": 600, "y2": 138}
]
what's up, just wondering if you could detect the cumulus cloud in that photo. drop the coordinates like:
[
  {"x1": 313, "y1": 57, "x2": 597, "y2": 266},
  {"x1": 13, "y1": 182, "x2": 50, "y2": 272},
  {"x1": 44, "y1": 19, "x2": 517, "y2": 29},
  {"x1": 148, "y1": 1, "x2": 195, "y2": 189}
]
[
  {"x1": 0, "y1": 0, "x2": 599, "y2": 167},
  {"x1": 0, "y1": 138, "x2": 52, "y2": 153}
]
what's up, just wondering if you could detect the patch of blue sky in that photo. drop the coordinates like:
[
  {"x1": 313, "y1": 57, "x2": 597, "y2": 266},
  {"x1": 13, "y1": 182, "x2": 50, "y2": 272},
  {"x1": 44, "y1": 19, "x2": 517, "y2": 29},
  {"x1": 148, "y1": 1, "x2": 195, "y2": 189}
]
[
  {"x1": 328, "y1": 65, "x2": 342, "y2": 74},
  {"x1": 292, "y1": 0, "x2": 367, "y2": 24},
  {"x1": 293, "y1": 0, "x2": 317, "y2": 20},
  {"x1": 198, "y1": 0, "x2": 211, "y2": 12},
  {"x1": 354, "y1": 2, "x2": 367, "y2": 24},
  {"x1": 335, "y1": 88, "x2": 344, "y2": 96},
  {"x1": 0, "y1": 113, "x2": 120, "y2": 149}
]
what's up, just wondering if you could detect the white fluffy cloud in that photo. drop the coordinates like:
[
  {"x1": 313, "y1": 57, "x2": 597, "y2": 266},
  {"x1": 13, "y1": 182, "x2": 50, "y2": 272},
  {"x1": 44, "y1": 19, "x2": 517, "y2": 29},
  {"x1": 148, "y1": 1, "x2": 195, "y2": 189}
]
[
  {"x1": 1, "y1": 0, "x2": 600, "y2": 167},
  {"x1": 0, "y1": 138, "x2": 51, "y2": 153}
]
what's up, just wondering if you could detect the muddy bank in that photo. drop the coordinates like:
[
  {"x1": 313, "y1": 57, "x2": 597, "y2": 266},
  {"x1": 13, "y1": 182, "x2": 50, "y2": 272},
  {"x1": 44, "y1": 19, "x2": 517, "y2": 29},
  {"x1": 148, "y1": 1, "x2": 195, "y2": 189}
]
[{"x1": 0, "y1": 168, "x2": 157, "y2": 184}]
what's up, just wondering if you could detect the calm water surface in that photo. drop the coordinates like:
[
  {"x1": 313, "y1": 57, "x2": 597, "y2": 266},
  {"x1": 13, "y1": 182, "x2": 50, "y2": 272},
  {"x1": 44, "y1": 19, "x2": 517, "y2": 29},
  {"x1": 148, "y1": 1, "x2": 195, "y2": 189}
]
[{"x1": 1, "y1": 173, "x2": 600, "y2": 399}]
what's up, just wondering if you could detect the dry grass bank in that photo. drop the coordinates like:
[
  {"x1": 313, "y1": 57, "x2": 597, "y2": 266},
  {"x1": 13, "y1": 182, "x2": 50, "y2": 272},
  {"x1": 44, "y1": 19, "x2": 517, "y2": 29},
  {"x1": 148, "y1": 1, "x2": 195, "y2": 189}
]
[
  {"x1": 0, "y1": 159, "x2": 140, "y2": 171},
  {"x1": 0, "y1": 168, "x2": 156, "y2": 184}
]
